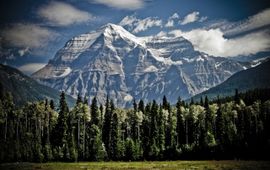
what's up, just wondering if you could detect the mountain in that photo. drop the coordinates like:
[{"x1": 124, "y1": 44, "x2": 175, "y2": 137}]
[
  {"x1": 33, "y1": 23, "x2": 250, "y2": 107},
  {"x1": 192, "y1": 58, "x2": 270, "y2": 100},
  {"x1": 0, "y1": 64, "x2": 75, "y2": 106}
]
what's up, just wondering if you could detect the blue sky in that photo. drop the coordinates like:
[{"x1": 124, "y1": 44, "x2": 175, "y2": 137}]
[{"x1": 0, "y1": 0, "x2": 270, "y2": 74}]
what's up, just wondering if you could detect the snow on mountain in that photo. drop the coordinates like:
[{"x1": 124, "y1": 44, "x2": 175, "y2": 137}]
[{"x1": 33, "y1": 23, "x2": 250, "y2": 107}]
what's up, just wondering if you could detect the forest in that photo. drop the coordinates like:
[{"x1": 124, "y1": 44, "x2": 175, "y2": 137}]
[{"x1": 0, "y1": 88, "x2": 270, "y2": 162}]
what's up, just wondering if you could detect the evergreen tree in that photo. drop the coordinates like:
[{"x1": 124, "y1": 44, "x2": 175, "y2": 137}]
[
  {"x1": 149, "y1": 100, "x2": 159, "y2": 159},
  {"x1": 138, "y1": 100, "x2": 145, "y2": 114},
  {"x1": 99, "y1": 104, "x2": 104, "y2": 125},
  {"x1": 102, "y1": 97, "x2": 115, "y2": 156},
  {"x1": 90, "y1": 96, "x2": 100, "y2": 126},
  {"x1": 216, "y1": 103, "x2": 226, "y2": 153},
  {"x1": 165, "y1": 104, "x2": 175, "y2": 149},
  {"x1": 234, "y1": 89, "x2": 240, "y2": 104},
  {"x1": 76, "y1": 94, "x2": 82, "y2": 105},
  {"x1": 200, "y1": 97, "x2": 204, "y2": 106},
  {"x1": 110, "y1": 113, "x2": 122, "y2": 160},
  {"x1": 1, "y1": 88, "x2": 270, "y2": 162},
  {"x1": 49, "y1": 100, "x2": 55, "y2": 110},
  {"x1": 162, "y1": 96, "x2": 170, "y2": 111},
  {"x1": 142, "y1": 103, "x2": 151, "y2": 159},
  {"x1": 131, "y1": 100, "x2": 139, "y2": 141},
  {"x1": 83, "y1": 96, "x2": 88, "y2": 105},
  {"x1": 190, "y1": 98, "x2": 194, "y2": 105},
  {"x1": 157, "y1": 105, "x2": 165, "y2": 157},
  {"x1": 66, "y1": 103, "x2": 78, "y2": 162},
  {"x1": 204, "y1": 96, "x2": 212, "y2": 133},
  {"x1": 176, "y1": 97, "x2": 185, "y2": 146},
  {"x1": 52, "y1": 91, "x2": 69, "y2": 160}
]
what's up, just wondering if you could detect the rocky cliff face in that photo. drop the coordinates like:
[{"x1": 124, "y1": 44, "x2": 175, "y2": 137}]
[{"x1": 33, "y1": 23, "x2": 249, "y2": 107}]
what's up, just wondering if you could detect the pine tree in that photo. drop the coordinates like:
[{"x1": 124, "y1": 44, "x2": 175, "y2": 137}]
[
  {"x1": 49, "y1": 100, "x2": 55, "y2": 110},
  {"x1": 52, "y1": 91, "x2": 69, "y2": 160},
  {"x1": 76, "y1": 94, "x2": 82, "y2": 105},
  {"x1": 131, "y1": 100, "x2": 139, "y2": 141},
  {"x1": 216, "y1": 104, "x2": 225, "y2": 151},
  {"x1": 90, "y1": 96, "x2": 100, "y2": 126},
  {"x1": 162, "y1": 96, "x2": 170, "y2": 111},
  {"x1": 190, "y1": 98, "x2": 194, "y2": 105},
  {"x1": 200, "y1": 97, "x2": 204, "y2": 106},
  {"x1": 99, "y1": 104, "x2": 104, "y2": 125},
  {"x1": 102, "y1": 97, "x2": 113, "y2": 155},
  {"x1": 149, "y1": 100, "x2": 159, "y2": 159},
  {"x1": 176, "y1": 97, "x2": 185, "y2": 146},
  {"x1": 234, "y1": 89, "x2": 240, "y2": 104},
  {"x1": 110, "y1": 113, "x2": 121, "y2": 160},
  {"x1": 165, "y1": 105, "x2": 175, "y2": 148},
  {"x1": 83, "y1": 96, "x2": 88, "y2": 105},
  {"x1": 204, "y1": 96, "x2": 212, "y2": 133},
  {"x1": 138, "y1": 100, "x2": 145, "y2": 114},
  {"x1": 142, "y1": 103, "x2": 151, "y2": 159},
  {"x1": 157, "y1": 105, "x2": 165, "y2": 157}
]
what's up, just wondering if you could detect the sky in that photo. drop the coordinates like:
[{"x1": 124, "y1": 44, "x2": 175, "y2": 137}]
[{"x1": 0, "y1": 0, "x2": 270, "y2": 75}]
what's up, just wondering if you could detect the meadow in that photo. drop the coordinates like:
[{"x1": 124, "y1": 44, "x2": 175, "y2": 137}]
[{"x1": 1, "y1": 161, "x2": 270, "y2": 170}]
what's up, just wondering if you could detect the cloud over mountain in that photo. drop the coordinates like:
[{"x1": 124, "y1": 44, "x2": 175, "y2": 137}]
[
  {"x1": 0, "y1": 23, "x2": 58, "y2": 49},
  {"x1": 92, "y1": 0, "x2": 146, "y2": 10},
  {"x1": 165, "y1": 13, "x2": 180, "y2": 28},
  {"x1": 225, "y1": 8, "x2": 270, "y2": 35},
  {"x1": 38, "y1": 1, "x2": 93, "y2": 26},
  {"x1": 179, "y1": 11, "x2": 207, "y2": 25},
  {"x1": 119, "y1": 15, "x2": 162, "y2": 33},
  {"x1": 169, "y1": 28, "x2": 270, "y2": 57}
]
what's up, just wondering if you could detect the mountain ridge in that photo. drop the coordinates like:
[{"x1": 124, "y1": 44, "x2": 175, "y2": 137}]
[
  {"x1": 192, "y1": 58, "x2": 270, "y2": 101},
  {"x1": 33, "y1": 23, "x2": 250, "y2": 107},
  {"x1": 0, "y1": 64, "x2": 75, "y2": 106}
]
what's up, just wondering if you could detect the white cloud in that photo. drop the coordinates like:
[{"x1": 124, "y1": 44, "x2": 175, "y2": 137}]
[
  {"x1": 224, "y1": 8, "x2": 270, "y2": 35},
  {"x1": 168, "y1": 28, "x2": 270, "y2": 57},
  {"x1": 168, "y1": 30, "x2": 183, "y2": 37},
  {"x1": 180, "y1": 11, "x2": 200, "y2": 25},
  {"x1": 170, "y1": 13, "x2": 180, "y2": 19},
  {"x1": 132, "y1": 17, "x2": 162, "y2": 33},
  {"x1": 18, "y1": 63, "x2": 46, "y2": 75},
  {"x1": 119, "y1": 15, "x2": 139, "y2": 29},
  {"x1": 92, "y1": 0, "x2": 145, "y2": 10},
  {"x1": 119, "y1": 15, "x2": 162, "y2": 33},
  {"x1": 199, "y1": 16, "x2": 208, "y2": 22},
  {"x1": 179, "y1": 11, "x2": 207, "y2": 25},
  {"x1": 165, "y1": 20, "x2": 174, "y2": 28},
  {"x1": 0, "y1": 23, "x2": 58, "y2": 49},
  {"x1": 38, "y1": 1, "x2": 93, "y2": 26},
  {"x1": 165, "y1": 13, "x2": 180, "y2": 28},
  {"x1": 18, "y1": 47, "x2": 30, "y2": 56}
]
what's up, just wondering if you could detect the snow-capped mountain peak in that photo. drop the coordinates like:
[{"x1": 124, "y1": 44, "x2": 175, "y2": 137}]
[{"x1": 33, "y1": 23, "x2": 250, "y2": 107}]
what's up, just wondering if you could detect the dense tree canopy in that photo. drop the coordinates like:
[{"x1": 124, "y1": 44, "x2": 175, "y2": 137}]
[{"x1": 0, "y1": 88, "x2": 270, "y2": 162}]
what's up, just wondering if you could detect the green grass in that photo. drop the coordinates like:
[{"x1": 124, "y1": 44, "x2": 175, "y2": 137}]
[{"x1": 1, "y1": 161, "x2": 270, "y2": 170}]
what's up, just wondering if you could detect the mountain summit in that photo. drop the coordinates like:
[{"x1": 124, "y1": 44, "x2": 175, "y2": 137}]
[{"x1": 33, "y1": 24, "x2": 249, "y2": 107}]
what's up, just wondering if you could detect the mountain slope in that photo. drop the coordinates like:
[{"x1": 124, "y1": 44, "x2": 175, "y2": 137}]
[
  {"x1": 33, "y1": 23, "x2": 250, "y2": 107},
  {"x1": 0, "y1": 64, "x2": 75, "y2": 106},
  {"x1": 193, "y1": 58, "x2": 270, "y2": 100}
]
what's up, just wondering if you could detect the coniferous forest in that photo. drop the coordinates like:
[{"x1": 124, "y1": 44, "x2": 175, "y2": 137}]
[{"x1": 1, "y1": 89, "x2": 270, "y2": 162}]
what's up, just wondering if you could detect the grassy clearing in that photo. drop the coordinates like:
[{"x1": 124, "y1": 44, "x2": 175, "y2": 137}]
[{"x1": 1, "y1": 161, "x2": 270, "y2": 170}]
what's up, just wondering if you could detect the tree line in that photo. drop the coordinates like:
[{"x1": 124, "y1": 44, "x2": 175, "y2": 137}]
[{"x1": 0, "y1": 89, "x2": 270, "y2": 162}]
